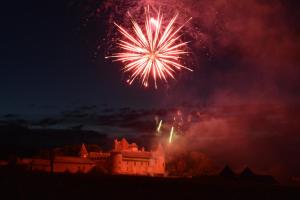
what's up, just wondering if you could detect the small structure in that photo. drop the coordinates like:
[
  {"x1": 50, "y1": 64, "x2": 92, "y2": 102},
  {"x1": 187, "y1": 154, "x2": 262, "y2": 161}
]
[
  {"x1": 219, "y1": 165, "x2": 277, "y2": 184},
  {"x1": 219, "y1": 165, "x2": 235, "y2": 178},
  {"x1": 240, "y1": 167, "x2": 255, "y2": 178},
  {"x1": 239, "y1": 167, "x2": 277, "y2": 184}
]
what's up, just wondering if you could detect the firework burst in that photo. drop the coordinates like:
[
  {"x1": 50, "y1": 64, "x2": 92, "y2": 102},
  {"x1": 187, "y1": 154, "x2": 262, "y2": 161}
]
[{"x1": 106, "y1": 6, "x2": 193, "y2": 88}]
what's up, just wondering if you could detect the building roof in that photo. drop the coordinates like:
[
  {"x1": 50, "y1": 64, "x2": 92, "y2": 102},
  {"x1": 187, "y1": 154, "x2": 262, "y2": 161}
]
[
  {"x1": 240, "y1": 167, "x2": 255, "y2": 177},
  {"x1": 0, "y1": 160, "x2": 8, "y2": 166},
  {"x1": 31, "y1": 159, "x2": 51, "y2": 166},
  {"x1": 219, "y1": 165, "x2": 235, "y2": 177},
  {"x1": 54, "y1": 156, "x2": 95, "y2": 164},
  {"x1": 17, "y1": 158, "x2": 32, "y2": 165},
  {"x1": 121, "y1": 151, "x2": 153, "y2": 159},
  {"x1": 89, "y1": 152, "x2": 110, "y2": 158},
  {"x1": 80, "y1": 143, "x2": 88, "y2": 157}
]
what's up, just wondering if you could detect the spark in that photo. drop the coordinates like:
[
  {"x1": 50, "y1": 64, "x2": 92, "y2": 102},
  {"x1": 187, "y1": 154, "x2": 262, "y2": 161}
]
[
  {"x1": 156, "y1": 119, "x2": 162, "y2": 135},
  {"x1": 169, "y1": 126, "x2": 174, "y2": 143},
  {"x1": 150, "y1": 17, "x2": 158, "y2": 28},
  {"x1": 107, "y1": 6, "x2": 193, "y2": 88}
]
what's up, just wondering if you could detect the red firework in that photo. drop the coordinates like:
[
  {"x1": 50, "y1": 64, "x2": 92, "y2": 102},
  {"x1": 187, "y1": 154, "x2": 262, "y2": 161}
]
[{"x1": 107, "y1": 6, "x2": 192, "y2": 88}]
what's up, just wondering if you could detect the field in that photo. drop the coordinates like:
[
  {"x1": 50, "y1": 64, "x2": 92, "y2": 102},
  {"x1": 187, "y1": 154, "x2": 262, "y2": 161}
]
[{"x1": 0, "y1": 169, "x2": 299, "y2": 200}]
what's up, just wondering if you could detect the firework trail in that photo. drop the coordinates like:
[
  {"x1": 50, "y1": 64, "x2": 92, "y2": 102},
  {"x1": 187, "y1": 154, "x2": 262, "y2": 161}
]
[
  {"x1": 156, "y1": 119, "x2": 162, "y2": 136},
  {"x1": 106, "y1": 6, "x2": 192, "y2": 88},
  {"x1": 169, "y1": 126, "x2": 174, "y2": 143}
]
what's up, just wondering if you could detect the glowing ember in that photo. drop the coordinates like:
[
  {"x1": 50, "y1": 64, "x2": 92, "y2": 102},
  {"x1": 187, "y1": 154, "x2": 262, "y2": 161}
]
[{"x1": 107, "y1": 6, "x2": 193, "y2": 88}]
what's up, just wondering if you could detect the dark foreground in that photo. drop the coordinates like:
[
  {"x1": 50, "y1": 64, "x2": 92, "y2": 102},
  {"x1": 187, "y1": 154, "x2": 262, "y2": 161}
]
[{"x1": 0, "y1": 170, "x2": 299, "y2": 200}]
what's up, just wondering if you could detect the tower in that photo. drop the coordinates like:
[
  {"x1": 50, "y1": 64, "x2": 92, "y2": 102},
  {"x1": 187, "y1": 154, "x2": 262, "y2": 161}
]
[{"x1": 79, "y1": 143, "x2": 88, "y2": 158}]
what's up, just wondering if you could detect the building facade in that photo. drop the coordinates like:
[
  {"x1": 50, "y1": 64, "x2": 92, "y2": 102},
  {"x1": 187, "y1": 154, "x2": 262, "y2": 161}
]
[
  {"x1": 28, "y1": 138, "x2": 165, "y2": 176},
  {"x1": 110, "y1": 138, "x2": 165, "y2": 176}
]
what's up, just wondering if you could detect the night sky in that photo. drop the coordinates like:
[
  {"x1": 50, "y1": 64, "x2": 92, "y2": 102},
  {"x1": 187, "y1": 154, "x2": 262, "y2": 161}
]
[
  {"x1": 1, "y1": 0, "x2": 165, "y2": 116},
  {"x1": 1, "y1": 0, "x2": 300, "y2": 183},
  {"x1": 1, "y1": 0, "x2": 299, "y2": 115}
]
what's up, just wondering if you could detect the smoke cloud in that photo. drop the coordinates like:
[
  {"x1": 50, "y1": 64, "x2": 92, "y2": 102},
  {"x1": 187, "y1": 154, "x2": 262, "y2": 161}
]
[{"x1": 82, "y1": 0, "x2": 300, "y2": 183}]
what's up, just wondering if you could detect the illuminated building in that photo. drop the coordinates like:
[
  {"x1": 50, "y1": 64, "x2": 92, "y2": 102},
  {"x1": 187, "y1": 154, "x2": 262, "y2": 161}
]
[{"x1": 28, "y1": 138, "x2": 165, "y2": 176}]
